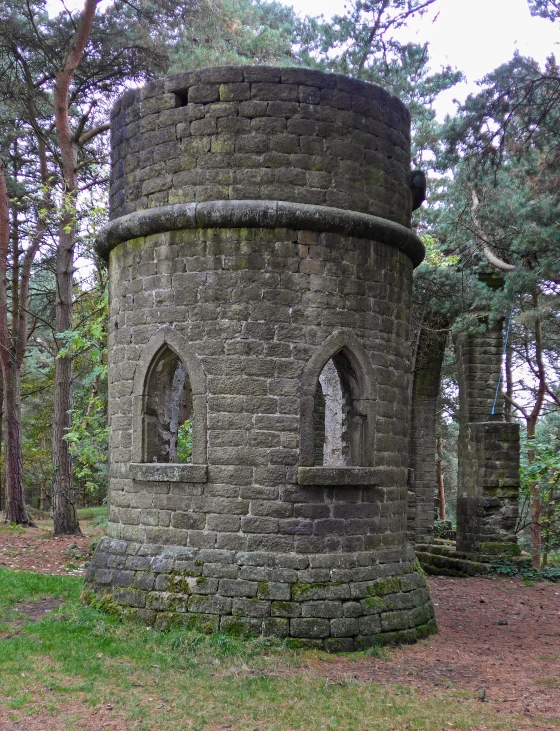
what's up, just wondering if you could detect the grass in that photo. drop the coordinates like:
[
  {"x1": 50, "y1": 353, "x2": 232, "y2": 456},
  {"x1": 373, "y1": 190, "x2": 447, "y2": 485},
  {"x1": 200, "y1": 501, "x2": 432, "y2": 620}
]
[
  {"x1": 76, "y1": 506, "x2": 107, "y2": 521},
  {"x1": 0, "y1": 567, "x2": 518, "y2": 731},
  {"x1": 0, "y1": 522, "x2": 27, "y2": 535}
]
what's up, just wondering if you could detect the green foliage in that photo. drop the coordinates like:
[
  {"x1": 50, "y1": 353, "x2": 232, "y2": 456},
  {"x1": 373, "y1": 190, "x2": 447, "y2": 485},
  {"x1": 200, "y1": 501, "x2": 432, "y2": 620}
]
[
  {"x1": 299, "y1": 0, "x2": 462, "y2": 165},
  {"x1": 177, "y1": 419, "x2": 193, "y2": 464},
  {"x1": 519, "y1": 418, "x2": 560, "y2": 562},
  {"x1": 76, "y1": 506, "x2": 108, "y2": 521},
  {"x1": 486, "y1": 559, "x2": 560, "y2": 583},
  {"x1": 168, "y1": 0, "x2": 303, "y2": 70},
  {"x1": 432, "y1": 520, "x2": 453, "y2": 539},
  {"x1": 59, "y1": 284, "x2": 109, "y2": 505},
  {"x1": 528, "y1": 0, "x2": 560, "y2": 20}
]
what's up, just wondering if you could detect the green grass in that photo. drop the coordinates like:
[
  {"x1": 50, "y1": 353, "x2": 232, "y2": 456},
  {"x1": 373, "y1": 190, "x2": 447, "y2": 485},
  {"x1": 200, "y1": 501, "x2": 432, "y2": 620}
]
[
  {"x1": 0, "y1": 568, "x2": 517, "y2": 731},
  {"x1": 76, "y1": 506, "x2": 107, "y2": 521}
]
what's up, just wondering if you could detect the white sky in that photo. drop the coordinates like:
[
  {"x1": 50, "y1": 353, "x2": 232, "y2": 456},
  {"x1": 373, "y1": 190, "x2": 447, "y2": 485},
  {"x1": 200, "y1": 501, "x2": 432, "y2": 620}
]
[{"x1": 282, "y1": 0, "x2": 560, "y2": 118}]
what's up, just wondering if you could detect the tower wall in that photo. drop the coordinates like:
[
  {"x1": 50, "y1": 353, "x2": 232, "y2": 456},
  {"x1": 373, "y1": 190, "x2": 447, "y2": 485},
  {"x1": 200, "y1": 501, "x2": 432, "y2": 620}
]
[{"x1": 85, "y1": 66, "x2": 435, "y2": 649}]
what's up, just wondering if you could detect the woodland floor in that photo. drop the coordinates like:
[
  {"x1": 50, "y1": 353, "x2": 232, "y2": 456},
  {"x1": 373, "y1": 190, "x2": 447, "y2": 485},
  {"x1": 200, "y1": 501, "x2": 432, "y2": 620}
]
[{"x1": 0, "y1": 521, "x2": 558, "y2": 731}]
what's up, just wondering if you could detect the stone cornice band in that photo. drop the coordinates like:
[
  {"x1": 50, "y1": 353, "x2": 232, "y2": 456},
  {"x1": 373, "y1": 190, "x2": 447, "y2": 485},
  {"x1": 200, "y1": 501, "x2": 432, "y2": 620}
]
[{"x1": 96, "y1": 200, "x2": 425, "y2": 268}]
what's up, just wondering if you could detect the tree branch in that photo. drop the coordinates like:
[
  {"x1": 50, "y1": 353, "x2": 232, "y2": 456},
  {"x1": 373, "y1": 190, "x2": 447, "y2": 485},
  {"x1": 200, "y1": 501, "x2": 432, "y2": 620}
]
[
  {"x1": 77, "y1": 122, "x2": 110, "y2": 147},
  {"x1": 471, "y1": 188, "x2": 516, "y2": 272}
]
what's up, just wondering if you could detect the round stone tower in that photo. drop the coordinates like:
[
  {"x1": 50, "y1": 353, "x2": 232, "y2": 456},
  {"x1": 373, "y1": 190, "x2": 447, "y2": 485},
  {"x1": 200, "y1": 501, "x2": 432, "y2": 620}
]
[{"x1": 85, "y1": 66, "x2": 436, "y2": 650}]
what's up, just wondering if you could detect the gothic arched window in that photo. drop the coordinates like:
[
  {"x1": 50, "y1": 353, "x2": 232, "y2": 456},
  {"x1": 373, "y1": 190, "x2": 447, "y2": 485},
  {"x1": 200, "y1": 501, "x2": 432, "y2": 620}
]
[
  {"x1": 313, "y1": 352, "x2": 366, "y2": 467},
  {"x1": 143, "y1": 346, "x2": 193, "y2": 463}
]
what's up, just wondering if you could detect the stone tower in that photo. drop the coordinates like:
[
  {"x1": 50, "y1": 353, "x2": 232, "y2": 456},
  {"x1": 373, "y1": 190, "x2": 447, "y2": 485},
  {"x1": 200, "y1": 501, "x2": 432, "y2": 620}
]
[{"x1": 85, "y1": 66, "x2": 436, "y2": 649}]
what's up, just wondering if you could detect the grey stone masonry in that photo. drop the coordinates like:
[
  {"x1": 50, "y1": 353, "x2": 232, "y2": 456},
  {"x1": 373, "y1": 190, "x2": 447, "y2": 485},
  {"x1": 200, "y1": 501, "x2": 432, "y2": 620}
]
[
  {"x1": 108, "y1": 66, "x2": 413, "y2": 228},
  {"x1": 84, "y1": 66, "x2": 436, "y2": 648},
  {"x1": 454, "y1": 326, "x2": 520, "y2": 554},
  {"x1": 407, "y1": 316, "x2": 448, "y2": 540}
]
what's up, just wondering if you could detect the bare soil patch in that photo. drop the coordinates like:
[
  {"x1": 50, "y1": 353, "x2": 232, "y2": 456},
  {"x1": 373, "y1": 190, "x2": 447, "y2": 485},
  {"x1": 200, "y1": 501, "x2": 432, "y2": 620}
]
[
  {"x1": 0, "y1": 522, "x2": 96, "y2": 575},
  {"x1": 13, "y1": 597, "x2": 64, "y2": 621},
  {"x1": 0, "y1": 703, "x2": 131, "y2": 731}
]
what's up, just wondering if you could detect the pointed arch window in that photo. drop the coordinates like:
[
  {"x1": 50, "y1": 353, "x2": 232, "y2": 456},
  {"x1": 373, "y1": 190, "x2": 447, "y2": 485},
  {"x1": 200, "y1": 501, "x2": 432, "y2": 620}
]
[
  {"x1": 144, "y1": 346, "x2": 193, "y2": 464},
  {"x1": 299, "y1": 330, "x2": 379, "y2": 485},
  {"x1": 314, "y1": 353, "x2": 365, "y2": 467},
  {"x1": 131, "y1": 328, "x2": 207, "y2": 482}
]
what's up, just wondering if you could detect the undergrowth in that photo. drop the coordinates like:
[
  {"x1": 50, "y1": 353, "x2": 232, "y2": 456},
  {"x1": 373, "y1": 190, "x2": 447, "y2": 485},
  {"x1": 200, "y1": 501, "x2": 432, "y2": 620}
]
[{"x1": 486, "y1": 560, "x2": 560, "y2": 583}]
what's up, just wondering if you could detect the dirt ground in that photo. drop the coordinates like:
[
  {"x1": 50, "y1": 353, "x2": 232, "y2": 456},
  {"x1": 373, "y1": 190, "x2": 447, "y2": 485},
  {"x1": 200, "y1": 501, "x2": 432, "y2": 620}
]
[
  {"x1": 0, "y1": 525, "x2": 559, "y2": 731},
  {"x1": 321, "y1": 576, "x2": 560, "y2": 728},
  {"x1": 0, "y1": 524, "x2": 92, "y2": 575}
]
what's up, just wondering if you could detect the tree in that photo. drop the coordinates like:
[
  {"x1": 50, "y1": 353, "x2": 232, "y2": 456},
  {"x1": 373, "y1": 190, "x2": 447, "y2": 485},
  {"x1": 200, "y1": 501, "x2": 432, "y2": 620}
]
[
  {"x1": 0, "y1": 0, "x2": 197, "y2": 529},
  {"x1": 0, "y1": 161, "x2": 41, "y2": 524},
  {"x1": 529, "y1": 0, "x2": 560, "y2": 20},
  {"x1": 169, "y1": 0, "x2": 303, "y2": 70},
  {"x1": 299, "y1": 0, "x2": 463, "y2": 164},
  {"x1": 436, "y1": 52, "x2": 560, "y2": 565}
]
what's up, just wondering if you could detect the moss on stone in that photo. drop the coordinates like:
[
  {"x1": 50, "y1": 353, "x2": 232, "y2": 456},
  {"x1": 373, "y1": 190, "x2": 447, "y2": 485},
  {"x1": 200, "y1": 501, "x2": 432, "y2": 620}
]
[
  {"x1": 411, "y1": 557, "x2": 425, "y2": 575},
  {"x1": 366, "y1": 577, "x2": 401, "y2": 597},
  {"x1": 477, "y1": 542, "x2": 520, "y2": 556},
  {"x1": 188, "y1": 595, "x2": 206, "y2": 607},
  {"x1": 184, "y1": 613, "x2": 217, "y2": 634},
  {"x1": 272, "y1": 601, "x2": 293, "y2": 613},
  {"x1": 81, "y1": 589, "x2": 124, "y2": 618},
  {"x1": 363, "y1": 596, "x2": 384, "y2": 611},
  {"x1": 290, "y1": 582, "x2": 342, "y2": 599}
]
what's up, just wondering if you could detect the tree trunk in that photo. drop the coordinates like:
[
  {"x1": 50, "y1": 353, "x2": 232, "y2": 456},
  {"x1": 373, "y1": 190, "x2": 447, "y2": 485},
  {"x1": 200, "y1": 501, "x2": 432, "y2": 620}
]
[
  {"x1": 51, "y1": 0, "x2": 99, "y2": 536},
  {"x1": 0, "y1": 368, "x2": 3, "y2": 513},
  {"x1": 2, "y1": 358, "x2": 34, "y2": 525},
  {"x1": 0, "y1": 160, "x2": 36, "y2": 527},
  {"x1": 505, "y1": 338, "x2": 513, "y2": 423},
  {"x1": 52, "y1": 231, "x2": 81, "y2": 535},
  {"x1": 529, "y1": 290, "x2": 546, "y2": 569}
]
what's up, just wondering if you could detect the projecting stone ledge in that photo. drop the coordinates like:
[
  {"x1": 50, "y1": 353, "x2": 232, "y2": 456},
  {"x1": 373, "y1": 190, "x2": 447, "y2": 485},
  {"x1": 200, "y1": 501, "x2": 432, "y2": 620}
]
[
  {"x1": 129, "y1": 463, "x2": 208, "y2": 483},
  {"x1": 95, "y1": 200, "x2": 425, "y2": 267}
]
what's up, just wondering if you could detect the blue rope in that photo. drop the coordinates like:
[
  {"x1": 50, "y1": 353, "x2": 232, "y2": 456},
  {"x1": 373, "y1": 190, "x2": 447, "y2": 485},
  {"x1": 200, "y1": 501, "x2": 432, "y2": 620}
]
[{"x1": 491, "y1": 306, "x2": 514, "y2": 416}]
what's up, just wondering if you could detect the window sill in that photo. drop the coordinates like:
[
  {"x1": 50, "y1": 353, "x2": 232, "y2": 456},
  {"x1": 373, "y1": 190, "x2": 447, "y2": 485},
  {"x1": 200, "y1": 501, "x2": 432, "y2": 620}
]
[
  {"x1": 297, "y1": 466, "x2": 380, "y2": 486},
  {"x1": 130, "y1": 463, "x2": 207, "y2": 483}
]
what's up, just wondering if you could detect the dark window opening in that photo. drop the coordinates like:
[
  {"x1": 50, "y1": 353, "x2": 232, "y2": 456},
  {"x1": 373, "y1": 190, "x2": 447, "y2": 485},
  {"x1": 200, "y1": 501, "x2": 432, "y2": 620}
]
[
  {"x1": 174, "y1": 91, "x2": 189, "y2": 107},
  {"x1": 144, "y1": 347, "x2": 193, "y2": 463}
]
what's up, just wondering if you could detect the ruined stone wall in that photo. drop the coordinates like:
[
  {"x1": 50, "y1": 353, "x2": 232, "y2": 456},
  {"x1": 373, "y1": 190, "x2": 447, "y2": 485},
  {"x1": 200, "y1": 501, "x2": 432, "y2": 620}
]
[
  {"x1": 407, "y1": 320, "x2": 448, "y2": 539},
  {"x1": 454, "y1": 327, "x2": 520, "y2": 553},
  {"x1": 85, "y1": 66, "x2": 435, "y2": 649}
]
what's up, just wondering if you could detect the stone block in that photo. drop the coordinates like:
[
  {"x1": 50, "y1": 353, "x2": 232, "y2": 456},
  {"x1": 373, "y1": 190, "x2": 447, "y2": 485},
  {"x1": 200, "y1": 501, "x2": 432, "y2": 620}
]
[
  {"x1": 262, "y1": 617, "x2": 289, "y2": 638},
  {"x1": 290, "y1": 618, "x2": 330, "y2": 639},
  {"x1": 330, "y1": 618, "x2": 359, "y2": 637},
  {"x1": 220, "y1": 616, "x2": 262, "y2": 636},
  {"x1": 232, "y1": 598, "x2": 271, "y2": 617},
  {"x1": 218, "y1": 579, "x2": 258, "y2": 598}
]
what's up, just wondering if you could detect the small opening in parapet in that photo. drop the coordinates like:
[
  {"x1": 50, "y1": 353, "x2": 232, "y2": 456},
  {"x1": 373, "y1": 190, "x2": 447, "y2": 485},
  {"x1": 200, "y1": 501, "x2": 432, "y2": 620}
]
[
  {"x1": 313, "y1": 352, "x2": 365, "y2": 467},
  {"x1": 174, "y1": 92, "x2": 189, "y2": 107},
  {"x1": 143, "y1": 346, "x2": 193, "y2": 463}
]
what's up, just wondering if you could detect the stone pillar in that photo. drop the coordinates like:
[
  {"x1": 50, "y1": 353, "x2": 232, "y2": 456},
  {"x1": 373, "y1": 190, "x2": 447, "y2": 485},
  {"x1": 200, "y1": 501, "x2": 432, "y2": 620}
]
[
  {"x1": 408, "y1": 319, "x2": 448, "y2": 540},
  {"x1": 84, "y1": 66, "x2": 436, "y2": 649},
  {"x1": 455, "y1": 324, "x2": 520, "y2": 554}
]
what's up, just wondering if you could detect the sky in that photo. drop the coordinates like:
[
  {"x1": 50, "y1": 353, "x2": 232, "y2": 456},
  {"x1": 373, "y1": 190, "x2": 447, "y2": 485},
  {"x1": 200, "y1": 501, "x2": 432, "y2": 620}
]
[{"x1": 282, "y1": 0, "x2": 559, "y2": 117}]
